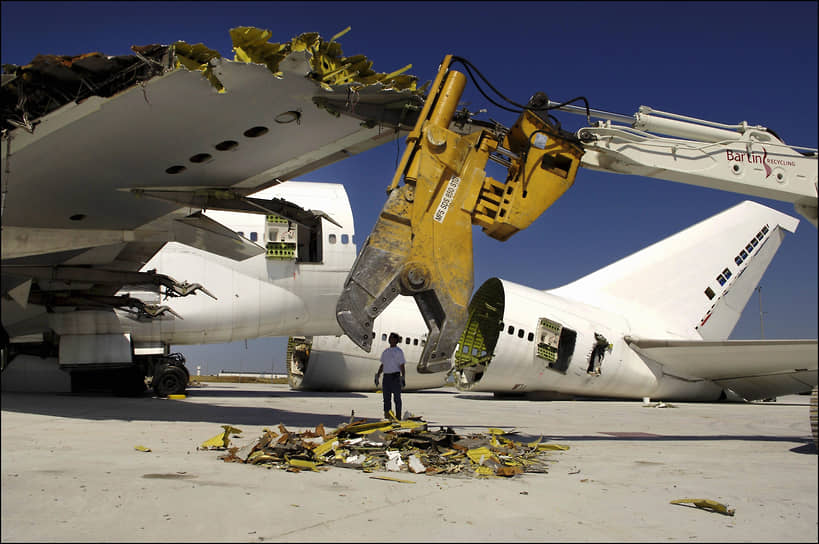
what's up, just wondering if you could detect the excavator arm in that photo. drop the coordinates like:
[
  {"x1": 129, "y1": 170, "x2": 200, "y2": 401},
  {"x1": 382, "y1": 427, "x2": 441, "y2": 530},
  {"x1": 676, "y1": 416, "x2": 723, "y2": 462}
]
[
  {"x1": 573, "y1": 106, "x2": 818, "y2": 227},
  {"x1": 336, "y1": 55, "x2": 818, "y2": 372},
  {"x1": 335, "y1": 55, "x2": 585, "y2": 371}
]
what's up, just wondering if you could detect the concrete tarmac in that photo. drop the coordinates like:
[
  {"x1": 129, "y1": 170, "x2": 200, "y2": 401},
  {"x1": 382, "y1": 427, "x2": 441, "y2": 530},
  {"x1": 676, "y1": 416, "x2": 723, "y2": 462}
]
[{"x1": 2, "y1": 383, "x2": 816, "y2": 542}]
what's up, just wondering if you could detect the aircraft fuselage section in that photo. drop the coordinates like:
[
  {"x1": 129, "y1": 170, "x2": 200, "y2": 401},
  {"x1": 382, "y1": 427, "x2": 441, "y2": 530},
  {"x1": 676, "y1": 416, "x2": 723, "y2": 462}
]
[
  {"x1": 454, "y1": 279, "x2": 724, "y2": 400},
  {"x1": 124, "y1": 243, "x2": 352, "y2": 343}
]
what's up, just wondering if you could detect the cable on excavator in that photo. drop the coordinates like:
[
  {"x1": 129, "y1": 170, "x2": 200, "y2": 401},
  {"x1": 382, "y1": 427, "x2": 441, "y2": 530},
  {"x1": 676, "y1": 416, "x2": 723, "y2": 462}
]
[{"x1": 448, "y1": 56, "x2": 591, "y2": 121}]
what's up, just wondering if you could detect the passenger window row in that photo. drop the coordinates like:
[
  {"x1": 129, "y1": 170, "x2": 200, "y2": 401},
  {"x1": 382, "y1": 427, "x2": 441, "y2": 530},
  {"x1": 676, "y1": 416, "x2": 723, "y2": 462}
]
[
  {"x1": 328, "y1": 234, "x2": 353, "y2": 244},
  {"x1": 379, "y1": 333, "x2": 423, "y2": 346},
  {"x1": 705, "y1": 224, "x2": 769, "y2": 300},
  {"x1": 504, "y1": 323, "x2": 535, "y2": 342},
  {"x1": 238, "y1": 231, "x2": 354, "y2": 245}
]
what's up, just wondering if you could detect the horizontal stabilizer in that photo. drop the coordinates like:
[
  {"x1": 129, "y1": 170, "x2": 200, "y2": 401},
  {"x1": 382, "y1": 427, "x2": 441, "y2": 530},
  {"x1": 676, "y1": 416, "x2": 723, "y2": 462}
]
[{"x1": 626, "y1": 337, "x2": 818, "y2": 400}]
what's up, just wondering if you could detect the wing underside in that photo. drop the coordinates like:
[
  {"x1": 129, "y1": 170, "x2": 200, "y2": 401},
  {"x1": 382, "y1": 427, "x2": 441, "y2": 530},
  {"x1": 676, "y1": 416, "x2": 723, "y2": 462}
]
[{"x1": 626, "y1": 338, "x2": 818, "y2": 400}]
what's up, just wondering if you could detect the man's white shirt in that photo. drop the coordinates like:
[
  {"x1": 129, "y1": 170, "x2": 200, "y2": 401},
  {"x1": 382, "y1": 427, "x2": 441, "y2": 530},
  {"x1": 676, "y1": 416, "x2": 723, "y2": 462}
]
[{"x1": 380, "y1": 346, "x2": 405, "y2": 374}]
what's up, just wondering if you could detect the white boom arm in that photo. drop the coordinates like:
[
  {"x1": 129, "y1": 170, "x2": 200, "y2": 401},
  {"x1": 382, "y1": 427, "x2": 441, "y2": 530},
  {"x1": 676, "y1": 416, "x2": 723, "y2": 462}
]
[{"x1": 552, "y1": 103, "x2": 818, "y2": 226}]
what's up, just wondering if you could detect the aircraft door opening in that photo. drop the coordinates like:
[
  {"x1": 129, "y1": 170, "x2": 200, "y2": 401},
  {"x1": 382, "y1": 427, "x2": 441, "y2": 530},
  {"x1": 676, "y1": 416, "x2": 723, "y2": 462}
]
[
  {"x1": 535, "y1": 318, "x2": 576, "y2": 373},
  {"x1": 454, "y1": 278, "x2": 505, "y2": 387}
]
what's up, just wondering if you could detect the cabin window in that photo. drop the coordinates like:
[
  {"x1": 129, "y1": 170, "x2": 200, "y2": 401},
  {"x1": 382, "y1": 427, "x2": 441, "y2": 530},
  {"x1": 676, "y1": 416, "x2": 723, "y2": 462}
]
[
  {"x1": 762, "y1": 225, "x2": 769, "y2": 234},
  {"x1": 751, "y1": 237, "x2": 759, "y2": 247},
  {"x1": 723, "y1": 268, "x2": 732, "y2": 279},
  {"x1": 381, "y1": 333, "x2": 387, "y2": 341},
  {"x1": 740, "y1": 249, "x2": 748, "y2": 260},
  {"x1": 237, "y1": 231, "x2": 244, "y2": 237},
  {"x1": 705, "y1": 287, "x2": 715, "y2": 300},
  {"x1": 734, "y1": 256, "x2": 742, "y2": 265},
  {"x1": 507, "y1": 326, "x2": 515, "y2": 335},
  {"x1": 405, "y1": 337, "x2": 411, "y2": 345},
  {"x1": 527, "y1": 332, "x2": 534, "y2": 342},
  {"x1": 341, "y1": 234, "x2": 350, "y2": 244},
  {"x1": 517, "y1": 329, "x2": 525, "y2": 339},
  {"x1": 250, "y1": 232, "x2": 258, "y2": 242},
  {"x1": 413, "y1": 338, "x2": 419, "y2": 345},
  {"x1": 329, "y1": 234, "x2": 337, "y2": 244},
  {"x1": 716, "y1": 274, "x2": 726, "y2": 286},
  {"x1": 745, "y1": 244, "x2": 753, "y2": 254},
  {"x1": 756, "y1": 231, "x2": 764, "y2": 241}
]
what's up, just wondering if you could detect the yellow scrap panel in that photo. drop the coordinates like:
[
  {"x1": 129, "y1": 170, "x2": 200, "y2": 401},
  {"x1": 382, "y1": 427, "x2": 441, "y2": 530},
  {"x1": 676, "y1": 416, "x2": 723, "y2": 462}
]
[{"x1": 199, "y1": 425, "x2": 243, "y2": 449}]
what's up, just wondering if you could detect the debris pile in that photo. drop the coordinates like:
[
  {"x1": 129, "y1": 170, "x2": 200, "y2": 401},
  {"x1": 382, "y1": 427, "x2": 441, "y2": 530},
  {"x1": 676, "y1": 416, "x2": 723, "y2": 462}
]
[{"x1": 199, "y1": 417, "x2": 568, "y2": 478}]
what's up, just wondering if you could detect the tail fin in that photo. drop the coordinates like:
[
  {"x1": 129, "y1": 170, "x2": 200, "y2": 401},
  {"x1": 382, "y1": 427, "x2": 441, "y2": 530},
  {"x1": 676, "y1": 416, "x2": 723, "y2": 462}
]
[{"x1": 550, "y1": 201, "x2": 798, "y2": 339}]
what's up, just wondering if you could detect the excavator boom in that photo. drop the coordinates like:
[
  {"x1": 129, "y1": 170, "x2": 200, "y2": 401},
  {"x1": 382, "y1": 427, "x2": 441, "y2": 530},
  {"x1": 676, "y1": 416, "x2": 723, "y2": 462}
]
[{"x1": 335, "y1": 55, "x2": 584, "y2": 371}]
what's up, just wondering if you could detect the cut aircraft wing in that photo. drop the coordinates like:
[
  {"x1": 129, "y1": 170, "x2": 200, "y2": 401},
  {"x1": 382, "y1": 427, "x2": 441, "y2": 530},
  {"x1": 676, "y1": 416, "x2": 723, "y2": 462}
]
[
  {"x1": 1, "y1": 27, "x2": 422, "y2": 317},
  {"x1": 625, "y1": 337, "x2": 818, "y2": 400},
  {"x1": 1, "y1": 28, "x2": 421, "y2": 253}
]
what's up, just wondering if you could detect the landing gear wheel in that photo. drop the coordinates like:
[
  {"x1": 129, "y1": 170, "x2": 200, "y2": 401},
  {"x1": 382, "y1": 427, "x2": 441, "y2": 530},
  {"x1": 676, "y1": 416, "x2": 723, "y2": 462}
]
[{"x1": 153, "y1": 365, "x2": 187, "y2": 397}]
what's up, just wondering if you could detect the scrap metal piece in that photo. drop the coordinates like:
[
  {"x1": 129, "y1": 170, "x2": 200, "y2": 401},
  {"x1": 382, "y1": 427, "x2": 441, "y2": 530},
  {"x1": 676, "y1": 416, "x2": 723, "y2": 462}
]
[
  {"x1": 385, "y1": 450, "x2": 405, "y2": 471},
  {"x1": 670, "y1": 498, "x2": 736, "y2": 516},
  {"x1": 288, "y1": 459, "x2": 322, "y2": 472},
  {"x1": 369, "y1": 476, "x2": 416, "y2": 484},
  {"x1": 407, "y1": 454, "x2": 426, "y2": 474},
  {"x1": 199, "y1": 425, "x2": 243, "y2": 450}
]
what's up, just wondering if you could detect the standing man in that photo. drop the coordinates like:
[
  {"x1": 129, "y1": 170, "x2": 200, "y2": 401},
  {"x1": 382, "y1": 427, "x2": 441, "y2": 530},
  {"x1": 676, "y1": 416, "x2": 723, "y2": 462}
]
[{"x1": 375, "y1": 332, "x2": 406, "y2": 420}]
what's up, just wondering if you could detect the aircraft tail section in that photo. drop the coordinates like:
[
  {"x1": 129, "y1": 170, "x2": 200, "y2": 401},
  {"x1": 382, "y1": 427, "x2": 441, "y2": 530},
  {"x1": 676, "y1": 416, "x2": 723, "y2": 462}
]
[{"x1": 550, "y1": 201, "x2": 798, "y2": 339}]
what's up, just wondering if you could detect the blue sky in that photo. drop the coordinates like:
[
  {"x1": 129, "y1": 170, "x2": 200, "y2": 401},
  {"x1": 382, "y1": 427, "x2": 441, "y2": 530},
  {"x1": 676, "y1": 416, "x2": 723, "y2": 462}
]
[{"x1": 3, "y1": 1, "x2": 816, "y2": 375}]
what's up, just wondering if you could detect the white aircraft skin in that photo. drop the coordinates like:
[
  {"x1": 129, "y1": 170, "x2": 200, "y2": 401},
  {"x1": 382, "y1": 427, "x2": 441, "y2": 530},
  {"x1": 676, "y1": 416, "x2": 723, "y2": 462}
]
[
  {"x1": 451, "y1": 201, "x2": 817, "y2": 401},
  {"x1": 287, "y1": 294, "x2": 447, "y2": 392}
]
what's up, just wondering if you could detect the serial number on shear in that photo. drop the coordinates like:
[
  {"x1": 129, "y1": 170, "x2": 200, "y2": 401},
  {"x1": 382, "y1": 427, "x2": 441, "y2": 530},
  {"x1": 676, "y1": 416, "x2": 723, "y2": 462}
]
[{"x1": 433, "y1": 176, "x2": 461, "y2": 223}]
